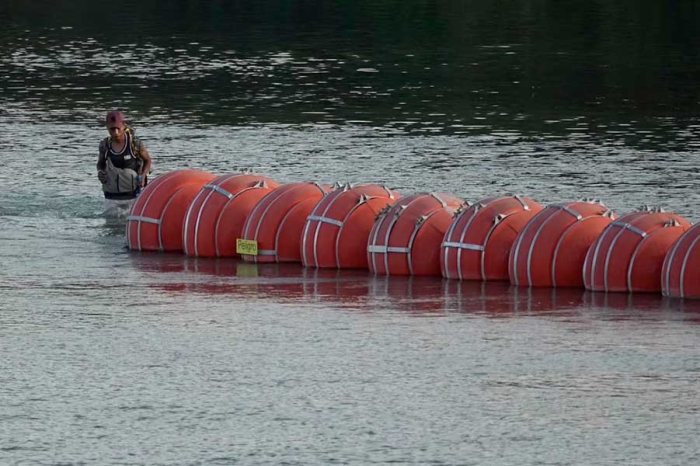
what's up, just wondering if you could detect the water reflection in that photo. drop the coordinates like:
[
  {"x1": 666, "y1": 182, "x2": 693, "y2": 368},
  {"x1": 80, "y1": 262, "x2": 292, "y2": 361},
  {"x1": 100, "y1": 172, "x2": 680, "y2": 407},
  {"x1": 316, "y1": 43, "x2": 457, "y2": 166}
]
[
  {"x1": 129, "y1": 253, "x2": 700, "y2": 320},
  {"x1": 583, "y1": 290, "x2": 700, "y2": 322}
]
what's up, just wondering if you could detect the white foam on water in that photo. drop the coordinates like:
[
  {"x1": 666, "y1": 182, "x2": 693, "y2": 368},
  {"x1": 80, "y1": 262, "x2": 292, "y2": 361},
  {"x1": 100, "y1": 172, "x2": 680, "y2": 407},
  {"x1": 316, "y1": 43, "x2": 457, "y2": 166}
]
[{"x1": 102, "y1": 198, "x2": 135, "y2": 219}]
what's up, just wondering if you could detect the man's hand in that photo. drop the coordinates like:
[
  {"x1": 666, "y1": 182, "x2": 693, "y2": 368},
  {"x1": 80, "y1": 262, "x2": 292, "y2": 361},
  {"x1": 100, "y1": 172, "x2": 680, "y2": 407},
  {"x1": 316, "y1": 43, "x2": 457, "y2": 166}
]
[{"x1": 98, "y1": 170, "x2": 108, "y2": 184}]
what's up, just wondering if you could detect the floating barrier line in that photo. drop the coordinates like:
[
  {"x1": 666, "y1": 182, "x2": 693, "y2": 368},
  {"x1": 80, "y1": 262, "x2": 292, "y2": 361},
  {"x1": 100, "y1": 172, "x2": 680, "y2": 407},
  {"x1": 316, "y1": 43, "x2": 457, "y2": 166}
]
[{"x1": 126, "y1": 170, "x2": 700, "y2": 299}]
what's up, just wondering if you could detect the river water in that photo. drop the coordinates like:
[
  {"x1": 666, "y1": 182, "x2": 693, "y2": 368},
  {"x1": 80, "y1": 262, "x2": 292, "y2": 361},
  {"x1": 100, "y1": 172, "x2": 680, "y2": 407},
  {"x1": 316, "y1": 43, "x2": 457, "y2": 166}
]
[{"x1": 1, "y1": 2, "x2": 699, "y2": 465}]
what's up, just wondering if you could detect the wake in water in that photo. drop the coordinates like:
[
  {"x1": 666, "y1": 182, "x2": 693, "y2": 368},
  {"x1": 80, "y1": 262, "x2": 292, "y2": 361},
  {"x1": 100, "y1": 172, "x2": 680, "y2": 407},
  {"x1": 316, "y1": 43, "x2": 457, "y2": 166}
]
[
  {"x1": 102, "y1": 198, "x2": 135, "y2": 219},
  {"x1": 98, "y1": 198, "x2": 133, "y2": 237}
]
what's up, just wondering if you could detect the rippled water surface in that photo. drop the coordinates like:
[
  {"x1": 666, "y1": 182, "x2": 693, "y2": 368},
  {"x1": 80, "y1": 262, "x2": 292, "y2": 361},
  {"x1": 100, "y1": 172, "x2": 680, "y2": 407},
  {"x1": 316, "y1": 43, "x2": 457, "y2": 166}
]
[{"x1": 2, "y1": 2, "x2": 700, "y2": 465}]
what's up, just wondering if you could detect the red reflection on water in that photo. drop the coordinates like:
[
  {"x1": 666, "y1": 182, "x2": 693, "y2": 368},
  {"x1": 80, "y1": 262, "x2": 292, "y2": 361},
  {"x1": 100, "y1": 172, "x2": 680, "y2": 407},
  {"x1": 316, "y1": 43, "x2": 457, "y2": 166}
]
[
  {"x1": 131, "y1": 254, "x2": 699, "y2": 319},
  {"x1": 584, "y1": 290, "x2": 668, "y2": 311},
  {"x1": 443, "y1": 281, "x2": 586, "y2": 316},
  {"x1": 370, "y1": 276, "x2": 452, "y2": 315},
  {"x1": 582, "y1": 290, "x2": 700, "y2": 323}
]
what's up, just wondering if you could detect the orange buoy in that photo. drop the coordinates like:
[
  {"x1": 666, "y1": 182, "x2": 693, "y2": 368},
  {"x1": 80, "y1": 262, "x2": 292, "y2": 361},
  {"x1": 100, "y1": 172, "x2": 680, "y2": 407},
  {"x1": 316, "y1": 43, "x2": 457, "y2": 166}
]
[
  {"x1": 126, "y1": 169, "x2": 217, "y2": 252},
  {"x1": 301, "y1": 183, "x2": 400, "y2": 269},
  {"x1": 441, "y1": 195, "x2": 543, "y2": 281},
  {"x1": 662, "y1": 223, "x2": 700, "y2": 298},
  {"x1": 182, "y1": 174, "x2": 280, "y2": 257},
  {"x1": 509, "y1": 200, "x2": 615, "y2": 287},
  {"x1": 367, "y1": 192, "x2": 465, "y2": 276},
  {"x1": 214, "y1": 184, "x2": 279, "y2": 258},
  {"x1": 583, "y1": 208, "x2": 691, "y2": 293},
  {"x1": 240, "y1": 182, "x2": 330, "y2": 263}
]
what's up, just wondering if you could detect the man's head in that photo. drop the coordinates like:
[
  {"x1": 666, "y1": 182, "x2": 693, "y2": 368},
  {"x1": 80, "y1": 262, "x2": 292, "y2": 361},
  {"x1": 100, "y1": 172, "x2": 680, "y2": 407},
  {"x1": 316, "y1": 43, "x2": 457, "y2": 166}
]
[
  {"x1": 106, "y1": 111, "x2": 125, "y2": 128},
  {"x1": 106, "y1": 111, "x2": 126, "y2": 139}
]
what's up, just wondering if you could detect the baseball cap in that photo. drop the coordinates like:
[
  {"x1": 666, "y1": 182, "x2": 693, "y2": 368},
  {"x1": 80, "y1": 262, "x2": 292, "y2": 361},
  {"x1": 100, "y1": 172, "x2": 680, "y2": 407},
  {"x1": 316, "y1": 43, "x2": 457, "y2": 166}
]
[{"x1": 106, "y1": 111, "x2": 125, "y2": 128}]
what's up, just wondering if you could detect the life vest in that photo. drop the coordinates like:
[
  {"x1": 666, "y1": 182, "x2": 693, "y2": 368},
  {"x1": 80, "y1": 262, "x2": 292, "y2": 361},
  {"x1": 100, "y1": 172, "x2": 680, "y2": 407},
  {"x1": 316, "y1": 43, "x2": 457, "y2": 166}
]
[
  {"x1": 100, "y1": 128, "x2": 144, "y2": 200},
  {"x1": 101, "y1": 128, "x2": 142, "y2": 171}
]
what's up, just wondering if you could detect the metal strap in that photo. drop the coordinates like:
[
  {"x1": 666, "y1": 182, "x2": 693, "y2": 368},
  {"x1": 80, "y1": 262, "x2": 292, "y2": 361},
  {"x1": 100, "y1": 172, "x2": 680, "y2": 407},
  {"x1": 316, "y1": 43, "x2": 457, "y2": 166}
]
[
  {"x1": 307, "y1": 215, "x2": 344, "y2": 227},
  {"x1": 203, "y1": 184, "x2": 233, "y2": 199},
  {"x1": 562, "y1": 205, "x2": 583, "y2": 220},
  {"x1": 441, "y1": 241, "x2": 484, "y2": 251},
  {"x1": 625, "y1": 224, "x2": 648, "y2": 237},
  {"x1": 514, "y1": 195, "x2": 529, "y2": 209},
  {"x1": 368, "y1": 245, "x2": 411, "y2": 253},
  {"x1": 127, "y1": 215, "x2": 161, "y2": 225}
]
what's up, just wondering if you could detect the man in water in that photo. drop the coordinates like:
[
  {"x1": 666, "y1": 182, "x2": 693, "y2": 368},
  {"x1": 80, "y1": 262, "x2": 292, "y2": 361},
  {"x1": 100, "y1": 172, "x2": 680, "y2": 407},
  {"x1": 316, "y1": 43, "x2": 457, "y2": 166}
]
[{"x1": 97, "y1": 111, "x2": 152, "y2": 200}]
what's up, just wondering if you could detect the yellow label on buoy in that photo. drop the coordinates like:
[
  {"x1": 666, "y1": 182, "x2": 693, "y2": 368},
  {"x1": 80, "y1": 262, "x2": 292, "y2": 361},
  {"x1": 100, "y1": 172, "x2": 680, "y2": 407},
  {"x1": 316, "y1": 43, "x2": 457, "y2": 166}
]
[{"x1": 236, "y1": 238, "x2": 258, "y2": 256}]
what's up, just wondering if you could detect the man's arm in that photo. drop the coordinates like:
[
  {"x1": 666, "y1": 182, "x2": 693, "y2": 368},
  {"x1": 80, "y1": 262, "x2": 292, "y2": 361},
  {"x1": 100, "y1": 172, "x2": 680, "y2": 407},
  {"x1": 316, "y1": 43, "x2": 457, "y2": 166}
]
[
  {"x1": 138, "y1": 144, "x2": 152, "y2": 187},
  {"x1": 97, "y1": 141, "x2": 107, "y2": 183},
  {"x1": 97, "y1": 156, "x2": 106, "y2": 171}
]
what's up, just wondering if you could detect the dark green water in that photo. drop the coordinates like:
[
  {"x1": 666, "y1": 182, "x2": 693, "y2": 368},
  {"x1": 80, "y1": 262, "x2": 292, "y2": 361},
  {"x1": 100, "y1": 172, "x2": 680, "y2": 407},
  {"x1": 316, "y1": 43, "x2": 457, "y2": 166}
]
[{"x1": 3, "y1": 0, "x2": 700, "y2": 148}]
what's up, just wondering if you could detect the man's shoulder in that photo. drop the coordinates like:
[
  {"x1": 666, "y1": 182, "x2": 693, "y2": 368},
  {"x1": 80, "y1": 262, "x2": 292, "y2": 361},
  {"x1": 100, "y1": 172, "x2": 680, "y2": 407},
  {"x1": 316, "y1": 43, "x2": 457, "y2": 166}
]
[{"x1": 131, "y1": 134, "x2": 143, "y2": 150}]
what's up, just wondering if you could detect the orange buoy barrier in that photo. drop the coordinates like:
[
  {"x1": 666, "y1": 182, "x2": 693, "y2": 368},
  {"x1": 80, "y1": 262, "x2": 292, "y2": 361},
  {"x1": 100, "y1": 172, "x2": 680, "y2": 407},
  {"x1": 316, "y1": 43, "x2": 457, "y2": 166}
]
[
  {"x1": 126, "y1": 169, "x2": 217, "y2": 252},
  {"x1": 367, "y1": 192, "x2": 464, "y2": 276},
  {"x1": 509, "y1": 200, "x2": 615, "y2": 287},
  {"x1": 239, "y1": 182, "x2": 331, "y2": 263},
  {"x1": 583, "y1": 208, "x2": 691, "y2": 293},
  {"x1": 301, "y1": 183, "x2": 400, "y2": 269},
  {"x1": 182, "y1": 173, "x2": 280, "y2": 257},
  {"x1": 662, "y1": 223, "x2": 700, "y2": 298},
  {"x1": 441, "y1": 195, "x2": 544, "y2": 281}
]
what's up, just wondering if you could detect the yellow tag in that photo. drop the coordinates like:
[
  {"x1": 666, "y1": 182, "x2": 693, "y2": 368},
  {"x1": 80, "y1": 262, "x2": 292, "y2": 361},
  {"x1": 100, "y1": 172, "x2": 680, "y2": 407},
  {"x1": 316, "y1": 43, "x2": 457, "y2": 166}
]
[{"x1": 236, "y1": 238, "x2": 258, "y2": 256}]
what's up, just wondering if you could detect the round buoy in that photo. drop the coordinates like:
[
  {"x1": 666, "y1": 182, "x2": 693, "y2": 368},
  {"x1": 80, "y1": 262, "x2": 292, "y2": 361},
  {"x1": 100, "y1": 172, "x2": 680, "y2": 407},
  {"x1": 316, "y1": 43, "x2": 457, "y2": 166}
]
[
  {"x1": 126, "y1": 169, "x2": 217, "y2": 252},
  {"x1": 583, "y1": 208, "x2": 691, "y2": 293},
  {"x1": 441, "y1": 195, "x2": 543, "y2": 281},
  {"x1": 214, "y1": 184, "x2": 279, "y2": 258},
  {"x1": 182, "y1": 174, "x2": 280, "y2": 257},
  {"x1": 240, "y1": 182, "x2": 330, "y2": 263},
  {"x1": 367, "y1": 192, "x2": 465, "y2": 276},
  {"x1": 301, "y1": 183, "x2": 400, "y2": 269},
  {"x1": 662, "y1": 223, "x2": 700, "y2": 298},
  {"x1": 509, "y1": 200, "x2": 615, "y2": 287}
]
